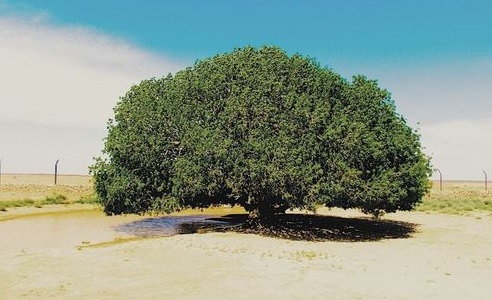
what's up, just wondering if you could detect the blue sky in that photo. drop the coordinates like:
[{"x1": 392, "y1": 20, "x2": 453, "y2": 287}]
[
  {"x1": 1, "y1": 0, "x2": 491, "y2": 179},
  {"x1": 6, "y1": 0, "x2": 492, "y2": 64}
]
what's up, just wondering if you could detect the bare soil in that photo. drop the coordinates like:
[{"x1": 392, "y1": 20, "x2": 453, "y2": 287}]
[
  {"x1": 1, "y1": 205, "x2": 491, "y2": 299},
  {"x1": 0, "y1": 174, "x2": 92, "y2": 202},
  {"x1": 0, "y1": 173, "x2": 91, "y2": 186}
]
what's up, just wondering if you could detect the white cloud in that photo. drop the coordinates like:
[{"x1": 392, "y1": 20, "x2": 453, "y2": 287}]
[
  {"x1": 0, "y1": 14, "x2": 187, "y2": 174},
  {"x1": 0, "y1": 16, "x2": 185, "y2": 128},
  {"x1": 420, "y1": 118, "x2": 492, "y2": 181},
  {"x1": 0, "y1": 121, "x2": 106, "y2": 175},
  {"x1": 387, "y1": 60, "x2": 492, "y2": 181}
]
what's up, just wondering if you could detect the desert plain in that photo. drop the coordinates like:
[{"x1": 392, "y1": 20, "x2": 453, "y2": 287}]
[{"x1": 1, "y1": 174, "x2": 491, "y2": 299}]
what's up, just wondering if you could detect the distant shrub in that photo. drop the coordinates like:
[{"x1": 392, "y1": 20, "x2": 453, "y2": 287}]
[{"x1": 45, "y1": 194, "x2": 69, "y2": 205}]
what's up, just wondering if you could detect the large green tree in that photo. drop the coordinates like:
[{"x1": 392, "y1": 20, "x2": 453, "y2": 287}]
[{"x1": 91, "y1": 46, "x2": 431, "y2": 223}]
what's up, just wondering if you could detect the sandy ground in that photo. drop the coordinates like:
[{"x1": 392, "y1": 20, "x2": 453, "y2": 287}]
[
  {"x1": 0, "y1": 174, "x2": 92, "y2": 202},
  {"x1": 1, "y1": 206, "x2": 491, "y2": 299},
  {"x1": 0, "y1": 174, "x2": 91, "y2": 186}
]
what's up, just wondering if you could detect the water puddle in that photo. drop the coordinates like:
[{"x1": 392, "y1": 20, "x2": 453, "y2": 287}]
[
  {"x1": 0, "y1": 208, "x2": 244, "y2": 254},
  {"x1": 0, "y1": 210, "x2": 142, "y2": 254},
  {"x1": 115, "y1": 215, "x2": 236, "y2": 237}
]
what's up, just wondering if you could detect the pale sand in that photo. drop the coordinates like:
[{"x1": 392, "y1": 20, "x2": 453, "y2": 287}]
[
  {"x1": 0, "y1": 174, "x2": 91, "y2": 186},
  {"x1": 0, "y1": 174, "x2": 93, "y2": 202},
  {"x1": 1, "y1": 206, "x2": 491, "y2": 299}
]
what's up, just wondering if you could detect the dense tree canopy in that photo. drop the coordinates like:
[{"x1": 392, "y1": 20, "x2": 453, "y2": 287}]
[{"x1": 91, "y1": 46, "x2": 431, "y2": 222}]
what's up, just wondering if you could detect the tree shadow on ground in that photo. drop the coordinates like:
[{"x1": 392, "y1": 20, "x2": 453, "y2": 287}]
[{"x1": 180, "y1": 213, "x2": 418, "y2": 242}]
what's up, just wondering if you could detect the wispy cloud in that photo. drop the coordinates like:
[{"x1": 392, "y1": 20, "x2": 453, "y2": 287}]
[
  {"x1": 0, "y1": 13, "x2": 187, "y2": 174},
  {"x1": 0, "y1": 14, "x2": 186, "y2": 128}
]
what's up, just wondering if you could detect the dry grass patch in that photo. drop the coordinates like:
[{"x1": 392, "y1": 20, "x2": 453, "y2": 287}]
[
  {"x1": 417, "y1": 181, "x2": 492, "y2": 215},
  {"x1": 0, "y1": 174, "x2": 96, "y2": 211}
]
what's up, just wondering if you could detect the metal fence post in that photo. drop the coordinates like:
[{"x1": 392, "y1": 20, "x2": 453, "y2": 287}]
[
  {"x1": 435, "y1": 168, "x2": 442, "y2": 191},
  {"x1": 55, "y1": 159, "x2": 60, "y2": 185},
  {"x1": 483, "y1": 170, "x2": 488, "y2": 191}
]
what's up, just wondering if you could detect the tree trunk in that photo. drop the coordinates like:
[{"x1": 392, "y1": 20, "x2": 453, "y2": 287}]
[{"x1": 245, "y1": 196, "x2": 275, "y2": 228}]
